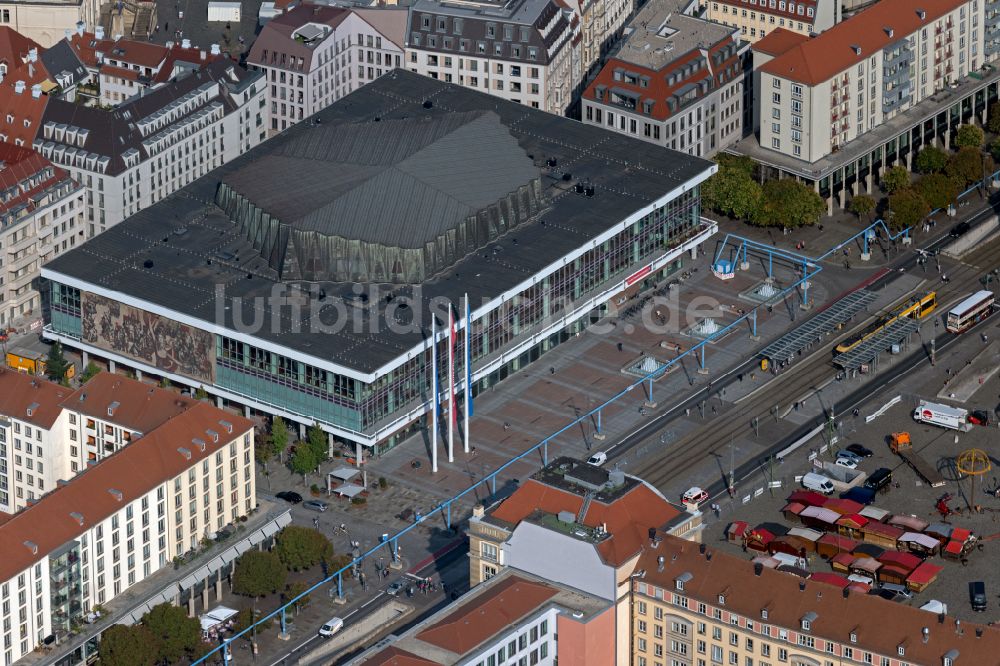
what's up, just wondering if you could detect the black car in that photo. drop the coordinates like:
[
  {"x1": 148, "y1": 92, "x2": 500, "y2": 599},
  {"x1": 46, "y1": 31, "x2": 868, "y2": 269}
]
[
  {"x1": 276, "y1": 491, "x2": 303, "y2": 504},
  {"x1": 846, "y1": 443, "x2": 873, "y2": 458},
  {"x1": 950, "y1": 221, "x2": 971, "y2": 238}
]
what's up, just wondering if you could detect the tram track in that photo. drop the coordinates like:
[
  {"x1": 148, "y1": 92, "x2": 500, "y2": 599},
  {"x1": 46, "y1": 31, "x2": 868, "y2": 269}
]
[{"x1": 613, "y1": 229, "x2": 1000, "y2": 492}]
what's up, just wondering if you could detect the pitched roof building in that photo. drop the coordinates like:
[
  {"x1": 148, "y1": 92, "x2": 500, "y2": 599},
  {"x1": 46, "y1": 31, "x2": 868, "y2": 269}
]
[{"x1": 704, "y1": 0, "x2": 840, "y2": 43}]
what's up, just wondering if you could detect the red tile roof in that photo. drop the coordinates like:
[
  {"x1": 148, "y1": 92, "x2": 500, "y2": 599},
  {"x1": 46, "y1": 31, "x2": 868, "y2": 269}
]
[
  {"x1": 415, "y1": 576, "x2": 558, "y2": 654},
  {"x1": 0, "y1": 369, "x2": 71, "y2": 429},
  {"x1": 759, "y1": 0, "x2": 964, "y2": 85},
  {"x1": 0, "y1": 402, "x2": 253, "y2": 583},
  {"x1": 489, "y1": 477, "x2": 681, "y2": 567},
  {"x1": 62, "y1": 372, "x2": 198, "y2": 434},
  {"x1": 358, "y1": 647, "x2": 440, "y2": 666},
  {"x1": 752, "y1": 27, "x2": 809, "y2": 57},
  {"x1": 0, "y1": 56, "x2": 50, "y2": 146},
  {"x1": 67, "y1": 32, "x2": 168, "y2": 71},
  {"x1": 0, "y1": 27, "x2": 40, "y2": 70},
  {"x1": 0, "y1": 144, "x2": 71, "y2": 215},
  {"x1": 99, "y1": 64, "x2": 140, "y2": 81}
]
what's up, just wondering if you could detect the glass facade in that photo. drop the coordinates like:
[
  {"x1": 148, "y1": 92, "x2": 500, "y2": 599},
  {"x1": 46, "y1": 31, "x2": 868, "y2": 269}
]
[
  {"x1": 49, "y1": 540, "x2": 83, "y2": 636},
  {"x1": 48, "y1": 188, "x2": 702, "y2": 449}
]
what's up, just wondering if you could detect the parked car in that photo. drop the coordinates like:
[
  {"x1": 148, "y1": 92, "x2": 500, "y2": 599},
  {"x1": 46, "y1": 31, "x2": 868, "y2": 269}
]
[
  {"x1": 970, "y1": 581, "x2": 987, "y2": 612},
  {"x1": 802, "y1": 473, "x2": 835, "y2": 494},
  {"x1": 303, "y1": 500, "x2": 328, "y2": 512},
  {"x1": 318, "y1": 617, "x2": 344, "y2": 637},
  {"x1": 387, "y1": 580, "x2": 405, "y2": 596},
  {"x1": 846, "y1": 444, "x2": 874, "y2": 458},
  {"x1": 864, "y1": 468, "x2": 893, "y2": 492},
  {"x1": 275, "y1": 491, "x2": 303, "y2": 504},
  {"x1": 836, "y1": 450, "x2": 862, "y2": 463},
  {"x1": 840, "y1": 487, "x2": 876, "y2": 505},
  {"x1": 950, "y1": 221, "x2": 972, "y2": 238},
  {"x1": 881, "y1": 583, "x2": 913, "y2": 600},
  {"x1": 587, "y1": 451, "x2": 608, "y2": 466},
  {"x1": 682, "y1": 487, "x2": 709, "y2": 505},
  {"x1": 835, "y1": 456, "x2": 859, "y2": 470}
]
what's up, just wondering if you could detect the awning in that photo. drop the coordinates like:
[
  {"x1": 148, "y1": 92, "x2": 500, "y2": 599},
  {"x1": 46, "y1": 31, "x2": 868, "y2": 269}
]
[
  {"x1": 200, "y1": 605, "x2": 238, "y2": 632},
  {"x1": 787, "y1": 527, "x2": 822, "y2": 541},
  {"x1": 800, "y1": 506, "x2": 840, "y2": 524},
  {"x1": 859, "y1": 506, "x2": 890, "y2": 521},
  {"x1": 810, "y1": 572, "x2": 850, "y2": 588},
  {"x1": 262, "y1": 521, "x2": 281, "y2": 537},
  {"x1": 330, "y1": 467, "x2": 360, "y2": 482},
  {"x1": 899, "y1": 532, "x2": 940, "y2": 549},
  {"x1": 888, "y1": 514, "x2": 930, "y2": 532},
  {"x1": 334, "y1": 483, "x2": 365, "y2": 498}
]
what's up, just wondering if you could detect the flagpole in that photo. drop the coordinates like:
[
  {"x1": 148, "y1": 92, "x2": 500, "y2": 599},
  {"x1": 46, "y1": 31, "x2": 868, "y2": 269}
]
[
  {"x1": 464, "y1": 294, "x2": 471, "y2": 453},
  {"x1": 447, "y1": 305, "x2": 455, "y2": 463},
  {"x1": 431, "y1": 318, "x2": 438, "y2": 474}
]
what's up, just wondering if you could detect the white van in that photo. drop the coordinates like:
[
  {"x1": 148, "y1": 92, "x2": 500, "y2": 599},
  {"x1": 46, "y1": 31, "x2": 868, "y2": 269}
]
[
  {"x1": 802, "y1": 472, "x2": 835, "y2": 495},
  {"x1": 319, "y1": 617, "x2": 344, "y2": 637}
]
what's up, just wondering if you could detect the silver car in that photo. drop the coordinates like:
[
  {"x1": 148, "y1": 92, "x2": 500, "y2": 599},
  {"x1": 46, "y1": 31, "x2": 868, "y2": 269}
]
[
  {"x1": 303, "y1": 500, "x2": 328, "y2": 512},
  {"x1": 386, "y1": 580, "x2": 405, "y2": 596}
]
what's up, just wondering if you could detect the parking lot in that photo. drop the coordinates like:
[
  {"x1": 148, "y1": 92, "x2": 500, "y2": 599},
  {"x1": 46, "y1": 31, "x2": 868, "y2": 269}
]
[{"x1": 699, "y1": 359, "x2": 1000, "y2": 624}]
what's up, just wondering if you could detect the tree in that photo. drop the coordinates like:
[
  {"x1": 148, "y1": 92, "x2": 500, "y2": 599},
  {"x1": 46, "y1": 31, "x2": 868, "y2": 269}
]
[
  {"x1": 98, "y1": 624, "x2": 159, "y2": 666},
  {"x1": 255, "y1": 433, "x2": 274, "y2": 468},
  {"x1": 754, "y1": 179, "x2": 824, "y2": 228},
  {"x1": 702, "y1": 164, "x2": 763, "y2": 220},
  {"x1": 915, "y1": 146, "x2": 948, "y2": 174},
  {"x1": 142, "y1": 603, "x2": 202, "y2": 665},
  {"x1": 45, "y1": 341, "x2": 70, "y2": 383},
  {"x1": 274, "y1": 525, "x2": 334, "y2": 572},
  {"x1": 80, "y1": 362, "x2": 101, "y2": 383},
  {"x1": 307, "y1": 422, "x2": 328, "y2": 463},
  {"x1": 271, "y1": 416, "x2": 290, "y2": 463},
  {"x1": 914, "y1": 173, "x2": 958, "y2": 210},
  {"x1": 290, "y1": 445, "x2": 318, "y2": 483},
  {"x1": 283, "y1": 581, "x2": 311, "y2": 614},
  {"x1": 882, "y1": 165, "x2": 910, "y2": 194},
  {"x1": 232, "y1": 605, "x2": 254, "y2": 635},
  {"x1": 888, "y1": 188, "x2": 930, "y2": 230},
  {"x1": 232, "y1": 550, "x2": 287, "y2": 599},
  {"x1": 946, "y1": 146, "x2": 992, "y2": 187},
  {"x1": 849, "y1": 194, "x2": 876, "y2": 221},
  {"x1": 989, "y1": 102, "x2": 1000, "y2": 134},
  {"x1": 990, "y1": 137, "x2": 1000, "y2": 162},
  {"x1": 955, "y1": 124, "x2": 985, "y2": 149}
]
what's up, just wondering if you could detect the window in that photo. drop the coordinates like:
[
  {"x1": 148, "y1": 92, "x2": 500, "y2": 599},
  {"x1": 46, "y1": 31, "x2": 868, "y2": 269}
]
[
  {"x1": 772, "y1": 92, "x2": 781, "y2": 103},
  {"x1": 772, "y1": 138, "x2": 781, "y2": 149}
]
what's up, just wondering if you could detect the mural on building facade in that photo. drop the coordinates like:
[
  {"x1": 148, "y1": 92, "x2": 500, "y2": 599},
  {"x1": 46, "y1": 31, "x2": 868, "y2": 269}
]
[{"x1": 81, "y1": 293, "x2": 216, "y2": 382}]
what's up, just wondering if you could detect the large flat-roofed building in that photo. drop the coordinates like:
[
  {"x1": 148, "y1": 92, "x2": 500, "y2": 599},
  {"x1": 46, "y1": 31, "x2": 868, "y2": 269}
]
[
  {"x1": 581, "y1": 0, "x2": 748, "y2": 157},
  {"x1": 629, "y1": 535, "x2": 1000, "y2": 666},
  {"x1": 704, "y1": 0, "x2": 840, "y2": 43},
  {"x1": 41, "y1": 70, "x2": 717, "y2": 458},
  {"x1": 350, "y1": 569, "x2": 615, "y2": 666}
]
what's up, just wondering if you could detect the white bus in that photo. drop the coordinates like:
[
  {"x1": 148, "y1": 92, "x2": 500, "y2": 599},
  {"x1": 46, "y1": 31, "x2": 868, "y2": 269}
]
[{"x1": 946, "y1": 290, "x2": 995, "y2": 333}]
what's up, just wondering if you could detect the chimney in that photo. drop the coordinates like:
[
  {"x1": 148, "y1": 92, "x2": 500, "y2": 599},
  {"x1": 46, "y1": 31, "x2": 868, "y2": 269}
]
[
  {"x1": 210, "y1": 43, "x2": 221, "y2": 56},
  {"x1": 922, "y1": 627, "x2": 930, "y2": 643},
  {"x1": 753, "y1": 562, "x2": 763, "y2": 576},
  {"x1": 657, "y1": 556, "x2": 665, "y2": 572},
  {"x1": 31, "y1": 84, "x2": 41, "y2": 99},
  {"x1": 648, "y1": 527, "x2": 657, "y2": 541},
  {"x1": 472, "y1": 504, "x2": 485, "y2": 518},
  {"x1": 76, "y1": 21, "x2": 85, "y2": 37},
  {"x1": 27, "y1": 48, "x2": 38, "y2": 63},
  {"x1": 14, "y1": 80, "x2": 25, "y2": 94},
  {"x1": 884, "y1": 26, "x2": 894, "y2": 38},
  {"x1": 955, "y1": 619, "x2": 962, "y2": 635},
  {"x1": 181, "y1": 38, "x2": 191, "y2": 49},
  {"x1": 699, "y1": 543, "x2": 706, "y2": 554},
  {"x1": 842, "y1": 587, "x2": 850, "y2": 598},
  {"x1": 95, "y1": 25, "x2": 105, "y2": 40},
  {"x1": 200, "y1": 50, "x2": 207, "y2": 60},
  {"x1": 976, "y1": 628, "x2": 984, "y2": 638},
  {"x1": 65, "y1": 28, "x2": 72, "y2": 39},
  {"x1": 798, "y1": 580, "x2": 806, "y2": 591}
]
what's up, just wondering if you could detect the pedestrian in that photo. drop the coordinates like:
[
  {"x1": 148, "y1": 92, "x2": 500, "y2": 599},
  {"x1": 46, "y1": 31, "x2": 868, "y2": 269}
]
[
  {"x1": 313, "y1": 517, "x2": 319, "y2": 528},
  {"x1": 617, "y1": 342, "x2": 624, "y2": 352}
]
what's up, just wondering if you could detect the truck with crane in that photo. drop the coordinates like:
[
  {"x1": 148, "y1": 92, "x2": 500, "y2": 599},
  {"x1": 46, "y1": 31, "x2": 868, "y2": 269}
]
[{"x1": 889, "y1": 432, "x2": 946, "y2": 488}]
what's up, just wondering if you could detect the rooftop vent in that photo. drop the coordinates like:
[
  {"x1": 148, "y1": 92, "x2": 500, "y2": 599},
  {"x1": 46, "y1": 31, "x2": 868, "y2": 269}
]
[
  {"x1": 26, "y1": 402, "x2": 39, "y2": 417},
  {"x1": 211, "y1": 43, "x2": 221, "y2": 56},
  {"x1": 546, "y1": 157, "x2": 558, "y2": 168},
  {"x1": 922, "y1": 627, "x2": 929, "y2": 643},
  {"x1": 70, "y1": 511, "x2": 84, "y2": 526},
  {"x1": 798, "y1": 580, "x2": 806, "y2": 591},
  {"x1": 76, "y1": 21, "x2": 85, "y2": 37},
  {"x1": 181, "y1": 38, "x2": 192, "y2": 49},
  {"x1": 177, "y1": 447, "x2": 191, "y2": 460},
  {"x1": 108, "y1": 488, "x2": 123, "y2": 501},
  {"x1": 30, "y1": 84, "x2": 41, "y2": 99},
  {"x1": 916, "y1": 8, "x2": 926, "y2": 19},
  {"x1": 95, "y1": 25, "x2": 105, "y2": 39},
  {"x1": 884, "y1": 26, "x2": 894, "y2": 38},
  {"x1": 754, "y1": 562, "x2": 763, "y2": 576},
  {"x1": 842, "y1": 586, "x2": 850, "y2": 598},
  {"x1": 27, "y1": 48, "x2": 37, "y2": 63},
  {"x1": 14, "y1": 80, "x2": 24, "y2": 94},
  {"x1": 192, "y1": 438, "x2": 206, "y2": 452},
  {"x1": 851, "y1": 45, "x2": 862, "y2": 55},
  {"x1": 23, "y1": 540, "x2": 38, "y2": 555},
  {"x1": 657, "y1": 555, "x2": 665, "y2": 572}
]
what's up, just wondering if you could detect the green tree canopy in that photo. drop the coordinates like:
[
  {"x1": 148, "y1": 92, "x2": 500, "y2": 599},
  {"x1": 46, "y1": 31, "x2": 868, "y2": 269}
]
[
  {"x1": 701, "y1": 155, "x2": 763, "y2": 220},
  {"x1": 271, "y1": 416, "x2": 290, "y2": 459},
  {"x1": 848, "y1": 194, "x2": 876, "y2": 221},
  {"x1": 914, "y1": 173, "x2": 959, "y2": 210},
  {"x1": 80, "y1": 362, "x2": 101, "y2": 383},
  {"x1": 915, "y1": 146, "x2": 948, "y2": 174},
  {"x1": 232, "y1": 605, "x2": 254, "y2": 634},
  {"x1": 290, "y1": 445, "x2": 318, "y2": 481},
  {"x1": 274, "y1": 525, "x2": 335, "y2": 572},
  {"x1": 754, "y1": 179, "x2": 824, "y2": 228},
  {"x1": 989, "y1": 103, "x2": 1000, "y2": 134},
  {"x1": 255, "y1": 433, "x2": 274, "y2": 467},
  {"x1": 307, "y1": 422, "x2": 328, "y2": 464},
  {"x1": 284, "y1": 580, "x2": 312, "y2": 613},
  {"x1": 955, "y1": 124, "x2": 985, "y2": 149},
  {"x1": 45, "y1": 341, "x2": 70, "y2": 383},
  {"x1": 990, "y1": 137, "x2": 1000, "y2": 162},
  {"x1": 888, "y1": 188, "x2": 930, "y2": 230},
  {"x1": 98, "y1": 624, "x2": 159, "y2": 666},
  {"x1": 882, "y1": 165, "x2": 910, "y2": 194},
  {"x1": 946, "y1": 146, "x2": 991, "y2": 187},
  {"x1": 232, "y1": 550, "x2": 287, "y2": 599},
  {"x1": 142, "y1": 603, "x2": 202, "y2": 665}
]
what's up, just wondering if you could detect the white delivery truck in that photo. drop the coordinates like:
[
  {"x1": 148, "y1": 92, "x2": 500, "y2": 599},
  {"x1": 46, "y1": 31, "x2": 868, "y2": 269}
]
[{"x1": 912, "y1": 400, "x2": 972, "y2": 431}]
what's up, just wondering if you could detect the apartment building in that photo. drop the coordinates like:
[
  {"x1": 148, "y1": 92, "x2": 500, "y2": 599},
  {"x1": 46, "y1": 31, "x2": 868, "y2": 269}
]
[
  {"x1": 0, "y1": 0, "x2": 100, "y2": 47},
  {"x1": 350, "y1": 569, "x2": 615, "y2": 666},
  {"x1": 0, "y1": 144, "x2": 85, "y2": 329},
  {"x1": 247, "y1": 5, "x2": 407, "y2": 133},
  {"x1": 563, "y1": 0, "x2": 633, "y2": 75},
  {"x1": 704, "y1": 0, "x2": 840, "y2": 43},
  {"x1": 67, "y1": 24, "x2": 229, "y2": 107},
  {"x1": 33, "y1": 58, "x2": 265, "y2": 232},
  {"x1": 405, "y1": 0, "x2": 583, "y2": 114},
  {"x1": 756, "y1": 0, "x2": 984, "y2": 162},
  {"x1": 629, "y1": 535, "x2": 1000, "y2": 666},
  {"x1": 0, "y1": 400, "x2": 254, "y2": 665},
  {"x1": 581, "y1": 0, "x2": 747, "y2": 157}
]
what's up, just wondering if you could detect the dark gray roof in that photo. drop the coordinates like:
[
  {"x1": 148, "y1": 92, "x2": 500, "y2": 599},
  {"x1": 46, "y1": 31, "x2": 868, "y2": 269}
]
[
  {"x1": 40, "y1": 40, "x2": 89, "y2": 89},
  {"x1": 38, "y1": 59, "x2": 258, "y2": 175},
  {"x1": 223, "y1": 110, "x2": 536, "y2": 247},
  {"x1": 45, "y1": 70, "x2": 711, "y2": 376}
]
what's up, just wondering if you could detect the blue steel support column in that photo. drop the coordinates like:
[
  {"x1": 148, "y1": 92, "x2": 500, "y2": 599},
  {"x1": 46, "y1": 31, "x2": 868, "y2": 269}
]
[
  {"x1": 542, "y1": 440, "x2": 549, "y2": 466},
  {"x1": 596, "y1": 409, "x2": 602, "y2": 435},
  {"x1": 222, "y1": 642, "x2": 230, "y2": 666},
  {"x1": 751, "y1": 309, "x2": 758, "y2": 337},
  {"x1": 446, "y1": 501, "x2": 452, "y2": 529},
  {"x1": 337, "y1": 572, "x2": 343, "y2": 599},
  {"x1": 863, "y1": 232, "x2": 870, "y2": 256},
  {"x1": 802, "y1": 261, "x2": 809, "y2": 307},
  {"x1": 768, "y1": 251, "x2": 773, "y2": 278},
  {"x1": 699, "y1": 344, "x2": 706, "y2": 370},
  {"x1": 391, "y1": 537, "x2": 399, "y2": 562},
  {"x1": 491, "y1": 474, "x2": 497, "y2": 495},
  {"x1": 280, "y1": 608, "x2": 287, "y2": 636},
  {"x1": 742, "y1": 242, "x2": 748, "y2": 267},
  {"x1": 646, "y1": 379, "x2": 654, "y2": 403}
]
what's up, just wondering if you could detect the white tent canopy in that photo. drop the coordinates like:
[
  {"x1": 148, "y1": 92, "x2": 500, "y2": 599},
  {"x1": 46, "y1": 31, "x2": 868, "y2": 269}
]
[
  {"x1": 333, "y1": 483, "x2": 365, "y2": 498},
  {"x1": 330, "y1": 467, "x2": 360, "y2": 482},
  {"x1": 200, "y1": 605, "x2": 238, "y2": 634}
]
